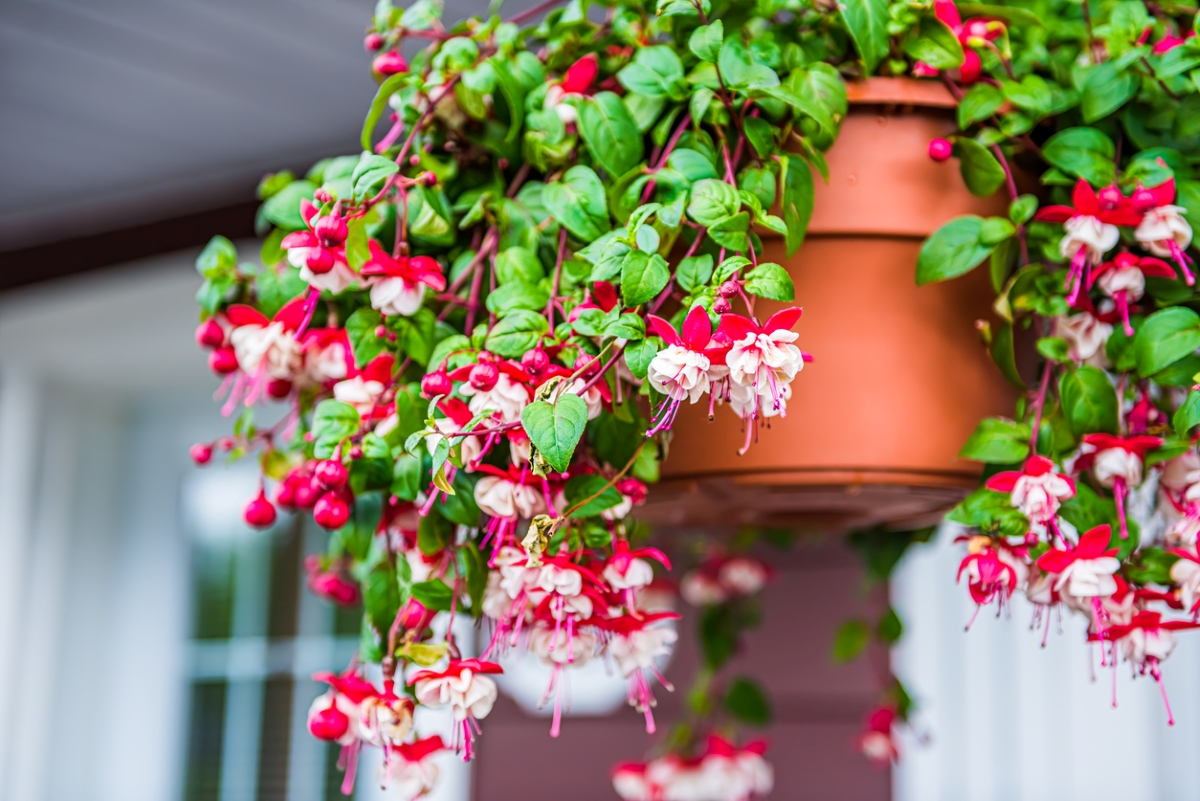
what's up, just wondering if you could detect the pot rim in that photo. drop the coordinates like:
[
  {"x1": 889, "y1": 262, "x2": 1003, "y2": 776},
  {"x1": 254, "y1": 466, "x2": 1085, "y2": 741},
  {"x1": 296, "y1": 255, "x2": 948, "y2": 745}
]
[{"x1": 844, "y1": 77, "x2": 957, "y2": 110}]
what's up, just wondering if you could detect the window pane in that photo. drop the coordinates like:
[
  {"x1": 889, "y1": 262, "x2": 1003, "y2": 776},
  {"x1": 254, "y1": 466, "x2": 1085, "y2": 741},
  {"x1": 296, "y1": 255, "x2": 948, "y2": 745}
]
[
  {"x1": 183, "y1": 680, "x2": 227, "y2": 801},
  {"x1": 267, "y1": 520, "x2": 302, "y2": 640},
  {"x1": 257, "y1": 677, "x2": 294, "y2": 801},
  {"x1": 192, "y1": 543, "x2": 234, "y2": 640}
]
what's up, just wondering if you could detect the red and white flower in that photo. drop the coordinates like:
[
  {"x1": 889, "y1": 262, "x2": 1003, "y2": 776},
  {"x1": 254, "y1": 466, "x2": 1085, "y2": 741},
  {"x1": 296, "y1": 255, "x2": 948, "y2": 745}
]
[
  {"x1": 1133, "y1": 178, "x2": 1194, "y2": 283},
  {"x1": 361, "y1": 242, "x2": 447, "y2": 316},
  {"x1": 1054, "y1": 309, "x2": 1113, "y2": 367},
  {"x1": 543, "y1": 53, "x2": 598, "y2": 124},
  {"x1": 282, "y1": 202, "x2": 360, "y2": 294},
  {"x1": 1076, "y1": 433, "x2": 1163, "y2": 539},
  {"x1": 1089, "y1": 252, "x2": 1176, "y2": 335},
  {"x1": 858, "y1": 706, "x2": 899, "y2": 765},
  {"x1": 409, "y1": 659, "x2": 503, "y2": 760},
  {"x1": 1035, "y1": 179, "x2": 1144, "y2": 305},
  {"x1": 599, "y1": 612, "x2": 680, "y2": 733},
  {"x1": 389, "y1": 735, "x2": 446, "y2": 800},
  {"x1": 645, "y1": 306, "x2": 726, "y2": 435},
  {"x1": 986, "y1": 455, "x2": 1076, "y2": 526}
]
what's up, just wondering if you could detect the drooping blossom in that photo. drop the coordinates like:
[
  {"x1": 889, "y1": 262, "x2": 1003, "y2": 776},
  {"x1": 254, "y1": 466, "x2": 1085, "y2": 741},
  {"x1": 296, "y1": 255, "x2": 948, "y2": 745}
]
[
  {"x1": 451, "y1": 356, "x2": 534, "y2": 424},
  {"x1": 409, "y1": 659, "x2": 503, "y2": 761},
  {"x1": 473, "y1": 465, "x2": 550, "y2": 557},
  {"x1": 985, "y1": 454, "x2": 1076, "y2": 528},
  {"x1": 1169, "y1": 549, "x2": 1200, "y2": 614},
  {"x1": 389, "y1": 735, "x2": 446, "y2": 800},
  {"x1": 334, "y1": 353, "x2": 395, "y2": 418},
  {"x1": 282, "y1": 201, "x2": 360, "y2": 295},
  {"x1": 1092, "y1": 610, "x2": 1200, "y2": 724},
  {"x1": 305, "y1": 555, "x2": 360, "y2": 605},
  {"x1": 1089, "y1": 252, "x2": 1176, "y2": 335},
  {"x1": 645, "y1": 305, "x2": 727, "y2": 435},
  {"x1": 1035, "y1": 180, "x2": 1144, "y2": 305},
  {"x1": 1053, "y1": 308, "x2": 1114, "y2": 367},
  {"x1": 598, "y1": 612, "x2": 680, "y2": 733},
  {"x1": 543, "y1": 53, "x2": 598, "y2": 124},
  {"x1": 858, "y1": 706, "x2": 899, "y2": 765},
  {"x1": 361, "y1": 241, "x2": 447, "y2": 316},
  {"x1": 957, "y1": 536, "x2": 1028, "y2": 618},
  {"x1": 680, "y1": 554, "x2": 773, "y2": 606},
  {"x1": 1076, "y1": 433, "x2": 1164, "y2": 539},
  {"x1": 1037, "y1": 525, "x2": 1120, "y2": 639},
  {"x1": 225, "y1": 297, "x2": 309, "y2": 408},
  {"x1": 603, "y1": 539, "x2": 672, "y2": 609},
  {"x1": 1133, "y1": 178, "x2": 1195, "y2": 283}
]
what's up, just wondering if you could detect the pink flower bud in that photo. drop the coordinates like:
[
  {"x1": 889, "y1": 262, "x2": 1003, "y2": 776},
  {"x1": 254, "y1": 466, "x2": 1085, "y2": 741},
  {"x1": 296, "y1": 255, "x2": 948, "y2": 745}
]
[
  {"x1": 308, "y1": 703, "x2": 350, "y2": 741},
  {"x1": 349, "y1": 445, "x2": 364, "y2": 460},
  {"x1": 928, "y1": 138, "x2": 952, "y2": 162},
  {"x1": 194, "y1": 319, "x2": 225, "y2": 349},
  {"x1": 315, "y1": 459, "x2": 349, "y2": 490},
  {"x1": 562, "y1": 53, "x2": 599, "y2": 94},
  {"x1": 314, "y1": 215, "x2": 349, "y2": 246},
  {"x1": 469, "y1": 362, "x2": 500, "y2": 391},
  {"x1": 209, "y1": 346, "x2": 239, "y2": 374},
  {"x1": 398, "y1": 597, "x2": 436, "y2": 631},
  {"x1": 267, "y1": 378, "x2": 293, "y2": 399},
  {"x1": 190, "y1": 443, "x2": 213, "y2": 465},
  {"x1": 364, "y1": 32, "x2": 385, "y2": 52},
  {"x1": 713, "y1": 296, "x2": 732, "y2": 314},
  {"x1": 293, "y1": 477, "x2": 322, "y2": 510},
  {"x1": 314, "y1": 491, "x2": 351, "y2": 530},
  {"x1": 422, "y1": 371, "x2": 453, "y2": 398},
  {"x1": 306, "y1": 247, "x2": 336, "y2": 274},
  {"x1": 373, "y1": 51, "x2": 409, "y2": 76},
  {"x1": 244, "y1": 492, "x2": 277, "y2": 529},
  {"x1": 314, "y1": 188, "x2": 333, "y2": 204},
  {"x1": 521, "y1": 348, "x2": 550, "y2": 374},
  {"x1": 274, "y1": 481, "x2": 297, "y2": 509},
  {"x1": 1132, "y1": 186, "x2": 1158, "y2": 213},
  {"x1": 1098, "y1": 185, "x2": 1124, "y2": 210},
  {"x1": 718, "y1": 280, "x2": 740, "y2": 297},
  {"x1": 375, "y1": 325, "x2": 387, "y2": 338}
]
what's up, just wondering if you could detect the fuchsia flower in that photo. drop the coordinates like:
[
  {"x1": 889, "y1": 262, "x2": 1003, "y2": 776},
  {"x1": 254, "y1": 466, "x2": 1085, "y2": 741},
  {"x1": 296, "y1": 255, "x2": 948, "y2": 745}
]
[
  {"x1": 916, "y1": 0, "x2": 1006, "y2": 84},
  {"x1": 1091, "y1": 610, "x2": 1200, "y2": 724},
  {"x1": 1035, "y1": 179, "x2": 1145, "y2": 306},
  {"x1": 449, "y1": 354, "x2": 536, "y2": 424},
  {"x1": 389, "y1": 735, "x2": 446, "y2": 799},
  {"x1": 714, "y1": 308, "x2": 809, "y2": 453},
  {"x1": 1132, "y1": 178, "x2": 1195, "y2": 283},
  {"x1": 645, "y1": 306, "x2": 727, "y2": 435},
  {"x1": 1169, "y1": 548, "x2": 1200, "y2": 614},
  {"x1": 1054, "y1": 301, "x2": 1116, "y2": 367},
  {"x1": 282, "y1": 200, "x2": 360, "y2": 294},
  {"x1": 333, "y1": 352, "x2": 395, "y2": 417},
  {"x1": 225, "y1": 296, "x2": 309, "y2": 409},
  {"x1": 858, "y1": 706, "x2": 899, "y2": 765},
  {"x1": 612, "y1": 736, "x2": 772, "y2": 801},
  {"x1": 473, "y1": 465, "x2": 551, "y2": 557},
  {"x1": 1076, "y1": 433, "x2": 1163, "y2": 539},
  {"x1": 1089, "y1": 252, "x2": 1176, "y2": 335},
  {"x1": 986, "y1": 455, "x2": 1076, "y2": 527},
  {"x1": 597, "y1": 611, "x2": 681, "y2": 734},
  {"x1": 409, "y1": 659, "x2": 503, "y2": 761},
  {"x1": 680, "y1": 554, "x2": 773, "y2": 606},
  {"x1": 1036, "y1": 524, "x2": 1120, "y2": 598},
  {"x1": 361, "y1": 242, "x2": 446, "y2": 316},
  {"x1": 544, "y1": 53, "x2": 599, "y2": 124},
  {"x1": 957, "y1": 538, "x2": 1028, "y2": 614}
]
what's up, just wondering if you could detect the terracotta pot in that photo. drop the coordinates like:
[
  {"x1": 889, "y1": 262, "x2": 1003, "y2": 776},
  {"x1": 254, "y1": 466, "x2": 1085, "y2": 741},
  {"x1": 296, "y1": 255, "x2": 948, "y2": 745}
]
[{"x1": 639, "y1": 78, "x2": 1015, "y2": 532}]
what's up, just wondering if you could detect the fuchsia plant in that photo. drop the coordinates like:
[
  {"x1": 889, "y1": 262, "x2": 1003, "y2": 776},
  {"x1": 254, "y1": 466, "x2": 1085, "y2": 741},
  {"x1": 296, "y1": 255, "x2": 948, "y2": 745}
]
[{"x1": 188, "y1": 0, "x2": 1200, "y2": 790}]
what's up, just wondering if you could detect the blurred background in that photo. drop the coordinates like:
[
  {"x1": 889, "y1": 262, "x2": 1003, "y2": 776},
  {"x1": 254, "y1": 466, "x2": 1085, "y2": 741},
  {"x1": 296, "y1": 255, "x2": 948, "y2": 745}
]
[{"x1": 3, "y1": 2, "x2": 1200, "y2": 800}]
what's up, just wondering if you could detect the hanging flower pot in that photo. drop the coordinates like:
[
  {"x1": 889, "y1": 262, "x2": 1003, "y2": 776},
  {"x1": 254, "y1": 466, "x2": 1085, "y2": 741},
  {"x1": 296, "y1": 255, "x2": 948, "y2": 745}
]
[{"x1": 644, "y1": 78, "x2": 1015, "y2": 531}]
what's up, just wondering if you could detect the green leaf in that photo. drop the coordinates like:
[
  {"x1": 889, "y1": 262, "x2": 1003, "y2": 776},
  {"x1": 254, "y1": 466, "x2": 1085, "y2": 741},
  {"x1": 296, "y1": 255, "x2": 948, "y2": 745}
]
[
  {"x1": 903, "y1": 14, "x2": 965, "y2": 70},
  {"x1": 1003, "y1": 75, "x2": 1056, "y2": 118},
  {"x1": 579, "y1": 92, "x2": 644, "y2": 178},
  {"x1": 718, "y1": 38, "x2": 779, "y2": 91},
  {"x1": 991, "y1": 321, "x2": 1026, "y2": 388},
  {"x1": 916, "y1": 216, "x2": 993, "y2": 285},
  {"x1": 391, "y1": 453, "x2": 423, "y2": 500},
  {"x1": 689, "y1": 21, "x2": 724, "y2": 62},
  {"x1": 957, "y1": 139, "x2": 1006, "y2": 197},
  {"x1": 617, "y1": 47, "x2": 686, "y2": 99},
  {"x1": 621, "y1": 251, "x2": 671, "y2": 307},
  {"x1": 564, "y1": 474, "x2": 622, "y2": 517},
  {"x1": 361, "y1": 562, "x2": 401, "y2": 658},
  {"x1": 668, "y1": 149, "x2": 718, "y2": 182},
  {"x1": 352, "y1": 153, "x2": 400, "y2": 200},
  {"x1": 1134, "y1": 306, "x2": 1200, "y2": 377},
  {"x1": 725, "y1": 677, "x2": 772, "y2": 726},
  {"x1": 522, "y1": 395, "x2": 589, "y2": 474},
  {"x1": 261, "y1": 180, "x2": 316, "y2": 231},
  {"x1": 831, "y1": 619, "x2": 869, "y2": 663},
  {"x1": 877, "y1": 607, "x2": 903, "y2": 643},
  {"x1": 1010, "y1": 194, "x2": 1038, "y2": 225},
  {"x1": 959, "y1": 418, "x2": 1031, "y2": 463},
  {"x1": 706, "y1": 212, "x2": 750, "y2": 251},
  {"x1": 312, "y1": 400, "x2": 361, "y2": 453},
  {"x1": 743, "y1": 116, "x2": 775, "y2": 159},
  {"x1": 196, "y1": 235, "x2": 238, "y2": 278},
  {"x1": 1059, "y1": 365, "x2": 1118, "y2": 436},
  {"x1": 543, "y1": 165, "x2": 609, "y2": 241},
  {"x1": 958, "y1": 83, "x2": 1004, "y2": 128},
  {"x1": 840, "y1": 0, "x2": 890, "y2": 73},
  {"x1": 780, "y1": 155, "x2": 814, "y2": 257},
  {"x1": 361, "y1": 73, "x2": 409, "y2": 151},
  {"x1": 462, "y1": 541, "x2": 487, "y2": 615},
  {"x1": 624, "y1": 339, "x2": 659, "y2": 379},
  {"x1": 411, "y1": 578, "x2": 455, "y2": 612},
  {"x1": 1081, "y1": 62, "x2": 1138, "y2": 123},
  {"x1": 687, "y1": 178, "x2": 741, "y2": 226},
  {"x1": 1042, "y1": 127, "x2": 1116, "y2": 187},
  {"x1": 495, "y1": 246, "x2": 545, "y2": 284},
  {"x1": 1175, "y1": 390, "x2": 1200, "y2": 436},
  {"x1": 743, "y1": 263, "x2": 794, "y2": 301},
  {"x1": 677, "y1": 254, "x2": 715, "y2": 293},
  {"x1": 980, "y1": 216, "x2": 1015, "y2": 245},
  {"x1": 484, "y1": 310, "x2": 549, "y2": 358},
  {"x1": 345, "y1": 307, "x2": 386, "y2": 366}
]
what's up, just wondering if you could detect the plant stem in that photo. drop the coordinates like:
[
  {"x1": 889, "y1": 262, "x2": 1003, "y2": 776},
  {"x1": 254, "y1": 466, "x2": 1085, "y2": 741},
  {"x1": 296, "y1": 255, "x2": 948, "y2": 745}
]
[
  {"x1": 991, "y1": 144, "x2": 1030, "y2": 265},
  {"x1": 1029, "y1": 360, "x2": 1052, "y2": 456},
  {"x1": 547, "y1": 227, "x2": 567, "y2": 326}
]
